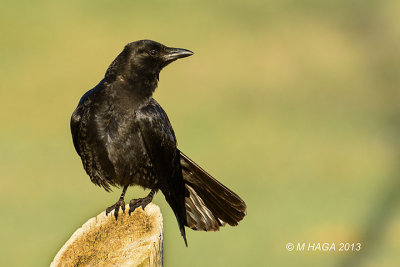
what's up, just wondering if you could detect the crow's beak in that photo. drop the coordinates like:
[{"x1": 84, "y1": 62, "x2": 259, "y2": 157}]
[{"x1": 163, "y1": 47, "x2": 194, "y2": 62}]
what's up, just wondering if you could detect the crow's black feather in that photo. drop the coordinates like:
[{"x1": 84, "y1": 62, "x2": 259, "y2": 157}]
[{"x1": 70, "y1": 40, "x2": 246, "y2": 245}]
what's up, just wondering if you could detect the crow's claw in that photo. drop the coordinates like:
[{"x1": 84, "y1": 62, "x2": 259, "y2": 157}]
[
  {"x1": 129, "y1": 196, "x2": 152, "y2": 215},
  {"x1": 105, "y1": 199, "x2": 125, "y2": 220}
]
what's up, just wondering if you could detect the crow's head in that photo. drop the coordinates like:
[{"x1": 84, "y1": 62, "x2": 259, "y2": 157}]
[{"x1": 105, "y1": 40, "x2": 193, "y2": 82}]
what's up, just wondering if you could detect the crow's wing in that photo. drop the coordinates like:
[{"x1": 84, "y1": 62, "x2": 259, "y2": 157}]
[
  {"x1": 70, "y1": 88, "x2": 96, "y2": 157},
  {"x1": 70, "y1": 88, "x2": 116, "y2": 191},
  {"x1": 135, "y1": 99, "x2": 188, "y2": 245},
  {"x1": 71, "y1": 103, "x2": 84, "y2": 157}
]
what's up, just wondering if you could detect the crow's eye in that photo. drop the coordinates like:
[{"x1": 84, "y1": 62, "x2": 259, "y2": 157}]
[{"x1": 149, "y1": 50, "x2": 157, "y2": 56}]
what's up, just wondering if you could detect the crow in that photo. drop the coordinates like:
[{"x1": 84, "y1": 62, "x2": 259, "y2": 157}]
[{"x1": 70, "y1": 40, "x2": 247, "y2": 246}]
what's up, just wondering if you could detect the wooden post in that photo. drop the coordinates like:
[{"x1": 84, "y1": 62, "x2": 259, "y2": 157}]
[{"x1": 51, "y1": 203, "x2": 163, "y2": 267}]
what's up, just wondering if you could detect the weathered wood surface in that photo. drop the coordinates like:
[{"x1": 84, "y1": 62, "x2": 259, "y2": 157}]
[{"x1": 51, "y1": 203, "x2": 163, "y2": 267}]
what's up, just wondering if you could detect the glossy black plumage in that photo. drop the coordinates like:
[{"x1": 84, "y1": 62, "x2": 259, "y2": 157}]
[{"x1": 71, "y1": 40, "x2": 246, "y2": 245}]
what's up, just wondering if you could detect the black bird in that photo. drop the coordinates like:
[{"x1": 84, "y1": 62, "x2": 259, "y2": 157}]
[{"x1": 70, "y1": 40, "x2": 246, "y2": 245}]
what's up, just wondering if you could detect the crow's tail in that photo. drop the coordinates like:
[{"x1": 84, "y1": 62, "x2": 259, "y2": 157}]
[{"x1": 180, "y1": 151, "x2": 247, "y2": 231}]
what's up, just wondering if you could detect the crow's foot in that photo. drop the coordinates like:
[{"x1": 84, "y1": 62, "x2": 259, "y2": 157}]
[
  {"x1": 128, "y1": 197, "x2": 152, "y2": 215},
  {"x1": 105, "y1": 199, "x2": 125, "y2": 220},
  {"x1": 129, "y1": 191, "x2": 155, "y2": 215}
]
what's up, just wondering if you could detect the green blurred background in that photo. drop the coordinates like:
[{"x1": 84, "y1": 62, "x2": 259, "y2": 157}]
[{"x1": 1, "y1": 0, "x2": 400, "y2": 266}]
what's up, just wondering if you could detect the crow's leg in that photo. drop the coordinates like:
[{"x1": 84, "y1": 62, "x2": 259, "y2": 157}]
[
  {"x1": 106, "y1": 185, "x2": 128, "y2": 220},
  {"x1": 129, "y1": 189, "x2": 156, "y2": 215}
]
